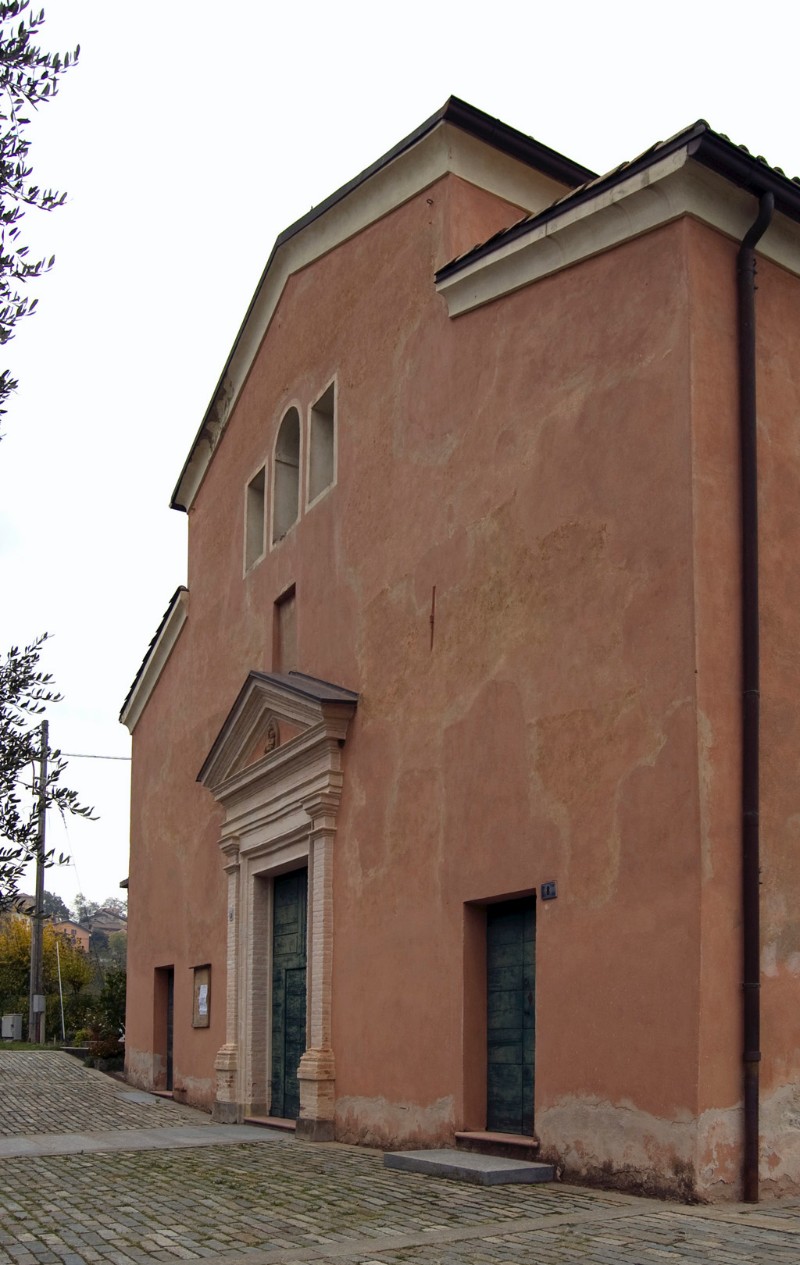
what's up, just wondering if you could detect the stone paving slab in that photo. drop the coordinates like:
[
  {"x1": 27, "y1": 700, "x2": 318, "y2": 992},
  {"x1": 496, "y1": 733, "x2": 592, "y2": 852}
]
[
  {"x1": 0, "y1": 1122, "x2": 290, "y2": 1158},
  {"x1": 384, "y1": 1148, "x2": 554, "y2": 1185}
]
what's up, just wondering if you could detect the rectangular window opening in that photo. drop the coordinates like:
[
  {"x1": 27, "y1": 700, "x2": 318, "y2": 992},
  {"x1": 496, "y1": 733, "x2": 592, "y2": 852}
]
[
  {"x1": 245, "y1": 466, "x2": 266, "y2": 570},
  {"x1": 308, "y1": 383, "x2": 336, "y2": 505},
  {"x1": 273, "y1": 585, "x2": 297, "y2": 672}
]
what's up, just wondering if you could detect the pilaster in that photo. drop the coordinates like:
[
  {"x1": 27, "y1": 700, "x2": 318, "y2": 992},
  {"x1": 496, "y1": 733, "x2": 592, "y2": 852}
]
[
  {"x1": 297, "y1": 792, "x2": 339, "y2": 1141},
  {"x1": 213, "y1": 839, "x2": 241, "y2": 1123}
]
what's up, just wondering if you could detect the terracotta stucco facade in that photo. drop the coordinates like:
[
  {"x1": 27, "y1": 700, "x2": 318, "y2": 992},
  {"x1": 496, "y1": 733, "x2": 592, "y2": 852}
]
[{"x1": 122, "y1": 102, "x2": 800, "y2": 1200}]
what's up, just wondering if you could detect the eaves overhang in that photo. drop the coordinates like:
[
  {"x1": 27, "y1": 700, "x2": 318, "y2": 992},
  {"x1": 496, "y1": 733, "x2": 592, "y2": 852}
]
[
  {"x1": 689, "y1": 128, "x2": 800, "y2": 222},
  {"x1": 170, "y1": 98, "x2": 594, "y2": 515},
  {"x1": 436, "y1": 121, "x2": 711, "y2": 281},
  {"x1": 435, "y1": 122, "x2": 800, "y2": 316},
  {"x1": 120, "y1": 586, "x2": 189, "y2": 734}
]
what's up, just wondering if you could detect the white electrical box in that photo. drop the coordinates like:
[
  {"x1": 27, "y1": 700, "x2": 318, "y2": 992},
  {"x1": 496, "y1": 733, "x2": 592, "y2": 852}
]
[{"x1": 1, "y1": 1014, "x2": 23, "y2": 1040}]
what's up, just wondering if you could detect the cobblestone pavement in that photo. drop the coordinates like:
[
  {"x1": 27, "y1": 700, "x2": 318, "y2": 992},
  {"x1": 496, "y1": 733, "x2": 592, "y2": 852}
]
[
  {"x1": 0, "y1": 1051, "x2": 211, "y2": 1136},
  {"x1": 1, "y1": 1052, "x2": 799, "y2": 1265}
]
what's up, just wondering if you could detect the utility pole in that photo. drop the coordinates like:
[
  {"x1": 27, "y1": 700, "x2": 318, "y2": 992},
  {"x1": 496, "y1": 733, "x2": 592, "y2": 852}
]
[{"x1": 28, "y1": 719, "x2": 47, "y2": 1044}]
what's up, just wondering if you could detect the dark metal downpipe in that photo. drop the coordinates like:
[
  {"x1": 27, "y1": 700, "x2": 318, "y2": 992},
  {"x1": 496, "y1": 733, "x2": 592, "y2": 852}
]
[{"x1": 737, "y1": 190, "x2": 774, "y2": 1204}]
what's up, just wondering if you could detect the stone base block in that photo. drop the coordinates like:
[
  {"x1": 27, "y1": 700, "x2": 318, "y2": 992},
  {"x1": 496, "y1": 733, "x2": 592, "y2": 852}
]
[
  {"x1": 296, "y1": 1118, "x2": 335, "y2": 1142},
  {"x1": 297, "y1": 1047, "x2": 336, "y2": 1128},
  {"x1": 212, "y1": 1100, "x2": 241, "y2": 1125}
]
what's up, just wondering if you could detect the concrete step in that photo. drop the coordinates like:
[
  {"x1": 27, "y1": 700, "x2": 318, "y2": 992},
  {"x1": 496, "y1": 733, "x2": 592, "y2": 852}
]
[{"x1": 384, "y1": 1147, "x2": 555, "y2": 1186}]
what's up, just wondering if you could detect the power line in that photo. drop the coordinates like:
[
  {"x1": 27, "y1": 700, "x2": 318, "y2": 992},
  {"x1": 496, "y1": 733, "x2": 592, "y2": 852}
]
[{"x1": 61, "y1": 752, "x2": 131, "y2": 761}]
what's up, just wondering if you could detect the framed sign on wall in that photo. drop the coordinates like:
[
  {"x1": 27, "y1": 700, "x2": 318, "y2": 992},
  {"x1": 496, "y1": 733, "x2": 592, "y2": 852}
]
[{"x1": 192, "y1": 965, "x2": 211, "y2": 1028}]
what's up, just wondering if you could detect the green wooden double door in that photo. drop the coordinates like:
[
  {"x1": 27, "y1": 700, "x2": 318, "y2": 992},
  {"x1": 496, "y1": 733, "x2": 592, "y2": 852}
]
[
  {"x1": 486, "y1": 899, "x2": 535, "y2": 1135},
  {"x1": 271, "y1": 869, "x2": 307, "y2": 1120},
  {"x1": 269, "y1": 874, "x2": 535, "y2": 1132}
]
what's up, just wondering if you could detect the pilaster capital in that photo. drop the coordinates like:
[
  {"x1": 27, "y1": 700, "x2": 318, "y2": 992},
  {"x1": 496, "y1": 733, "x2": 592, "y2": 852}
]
[
  {"x1": 220, "y1": 837, "x2": 241, "y2": 871},
  {"x1": 297, "y1": 1047, "x2": 336, "y2": 1082},
  {"x1": 214, "y1": 1042, "x2": 238, "y2": 1074},
  {"x1": 303, "y1": 791, "x2": 341, "y2": 834}
]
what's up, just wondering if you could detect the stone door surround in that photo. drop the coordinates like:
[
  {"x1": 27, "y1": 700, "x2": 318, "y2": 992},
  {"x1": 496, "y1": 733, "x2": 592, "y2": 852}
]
[{"x1": 198, "y1": 670, "x2": 358, "y2": 1138}]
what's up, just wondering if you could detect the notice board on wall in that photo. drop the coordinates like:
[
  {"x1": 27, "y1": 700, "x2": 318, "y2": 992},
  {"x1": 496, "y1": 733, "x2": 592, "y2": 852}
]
[{"x1": 192, "y1": 965, "x2": 211, "y2": 1028}]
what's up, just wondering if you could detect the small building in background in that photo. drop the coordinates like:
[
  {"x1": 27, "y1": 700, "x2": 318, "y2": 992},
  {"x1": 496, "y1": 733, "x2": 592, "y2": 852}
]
[{"x1": 51, "y1": 920, "x2": 90, "y2": 954}]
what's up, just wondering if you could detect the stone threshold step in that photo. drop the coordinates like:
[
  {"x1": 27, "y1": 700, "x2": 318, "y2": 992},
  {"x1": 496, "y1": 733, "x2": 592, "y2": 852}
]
[
  {"x1": 455, "y1": 1130, "x2": 542, "y2": 1162},
  {"x1": 244, "y1": 1115, "x2": 296, "y2": 1132},
  {"x1": 384, "y1": 1147, "x2": 554, "y2": 1186}
]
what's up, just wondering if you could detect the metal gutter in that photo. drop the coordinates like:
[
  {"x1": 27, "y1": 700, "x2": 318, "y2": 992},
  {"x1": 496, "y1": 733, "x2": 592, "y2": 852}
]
[{"x1": 737, "y1": 190, "x2": 774, "y2": 1204}]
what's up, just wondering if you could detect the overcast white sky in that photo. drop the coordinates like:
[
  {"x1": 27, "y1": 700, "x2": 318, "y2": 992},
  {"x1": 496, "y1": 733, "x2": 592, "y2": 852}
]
[{"x1": 2, "y1": 0, "x2": 799, "y2": 912}]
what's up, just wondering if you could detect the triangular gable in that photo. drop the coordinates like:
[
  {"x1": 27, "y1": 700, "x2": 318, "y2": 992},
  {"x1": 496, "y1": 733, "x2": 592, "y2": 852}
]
[
  {"x1": 198, "y1": 670, "x2": 358, "y2": 793},
  {"x1": 171, "y1": 98, "x2": 594, "y2": 513}
]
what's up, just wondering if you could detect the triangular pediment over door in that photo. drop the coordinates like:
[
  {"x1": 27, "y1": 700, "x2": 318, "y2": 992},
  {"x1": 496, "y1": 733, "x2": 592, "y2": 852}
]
[{"x1": 197, "y1": 670, "x2": 359, "y2": 797}]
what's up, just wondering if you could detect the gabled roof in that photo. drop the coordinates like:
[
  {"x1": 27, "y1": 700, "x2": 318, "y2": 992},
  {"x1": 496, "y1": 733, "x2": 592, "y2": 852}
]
[
  {"x1": 265, "y1": 97, "x2": 595, "y2": 250},
  {"x1": 170, "y1": 98, "x2": 594, "y2": 514},
  {"x1": 437, "y1": 120, "x2": 800, "y2": 283}
]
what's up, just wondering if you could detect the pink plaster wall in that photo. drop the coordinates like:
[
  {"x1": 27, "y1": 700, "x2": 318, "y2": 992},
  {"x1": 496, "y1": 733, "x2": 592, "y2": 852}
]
[
  {"x1": 125, "y1": 170, "x2": 800, "y2": 1199},
  {"x1": 126, "y1": 616, "x2": 227, "y2": 1107},
  {"x1": 125, "y1": 173, "x2": 530, "y2": 1109},
  {"x1": 682, "y1": 219, "x2": 800, "y2": 1197}
]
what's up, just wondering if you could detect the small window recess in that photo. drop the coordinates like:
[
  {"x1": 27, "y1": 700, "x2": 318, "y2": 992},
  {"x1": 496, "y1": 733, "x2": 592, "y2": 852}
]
[
  {"x1": 307, "y1": 381, "x2": 336, "y2": 507},
  {"x1": 272, "y1": 407, "x2": 301, "y2": 544},
  {"x1": 273, "y1": 584, "x2": 297, "y2": 672},
  {"x1": 244, "y1": 465, "x2": 267, "y2": 572}
]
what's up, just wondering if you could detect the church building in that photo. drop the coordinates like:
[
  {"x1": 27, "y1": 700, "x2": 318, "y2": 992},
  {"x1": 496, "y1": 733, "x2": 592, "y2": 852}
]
[{"x1": 121, "y1": 99, "x2": 800, "y2": 1201}]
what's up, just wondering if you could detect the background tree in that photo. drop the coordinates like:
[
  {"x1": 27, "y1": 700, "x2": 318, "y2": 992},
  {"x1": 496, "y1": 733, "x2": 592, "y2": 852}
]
[
  {"x1": 98, "y1": 896, "x2": 127, "y2": 918},
  {"x1": 0, "y1": 8, "x2": 82, "y2": 911},
  {"x1": 53, "y1": 931, "x2": 92, "y2": 994},
  {"x1": 73, "y1": 893, "x2": 99, "y2": 924},
  {"x1": 0, "y1": 910, "x2": 32, "y2": 998},
  {"x1": 0, "y1": 635, "x2": 94, "y2": 911},
  {"x1": 105, "y1": 929, "x2": 127, "y2": 971},
  {"x1": 85, "y1": 965, "x2": 126, "y2": 1064},
  {"x1": 74, "y1": 893, "x2": 127, "y2": 923},
  {"x1": 96, "y1": 966, "x2": 126, "y2": 1035},
  {"x1": 41, "y1": 888, "x2": 71, "y2": 920},
  {"x1": 0, "y1": 2, "x2": 79, "y2": 426},
  {"x1": 0, "y1": 912, "x2": 91, "y2": 1031}
]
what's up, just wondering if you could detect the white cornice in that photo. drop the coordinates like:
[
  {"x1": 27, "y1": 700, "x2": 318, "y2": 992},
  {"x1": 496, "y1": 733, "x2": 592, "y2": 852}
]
[
  {"x1": 120, "y1": 589, "x2": 189, "y2": 734},
  {"x1": 436, "y1": 150, "x2": 800, "y2": 316},
  {"x1": 173, "y1": 122, "x2": 569, "y2": 513}
]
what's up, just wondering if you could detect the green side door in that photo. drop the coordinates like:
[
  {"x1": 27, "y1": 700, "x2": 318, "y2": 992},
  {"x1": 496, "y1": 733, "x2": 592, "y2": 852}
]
[
  {"x1": 271, "y1": 869, "x2": 308, "y2": 1119},
  {"x1": 486, "y1": 899, "x2": 535, "y2": 1135}
]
